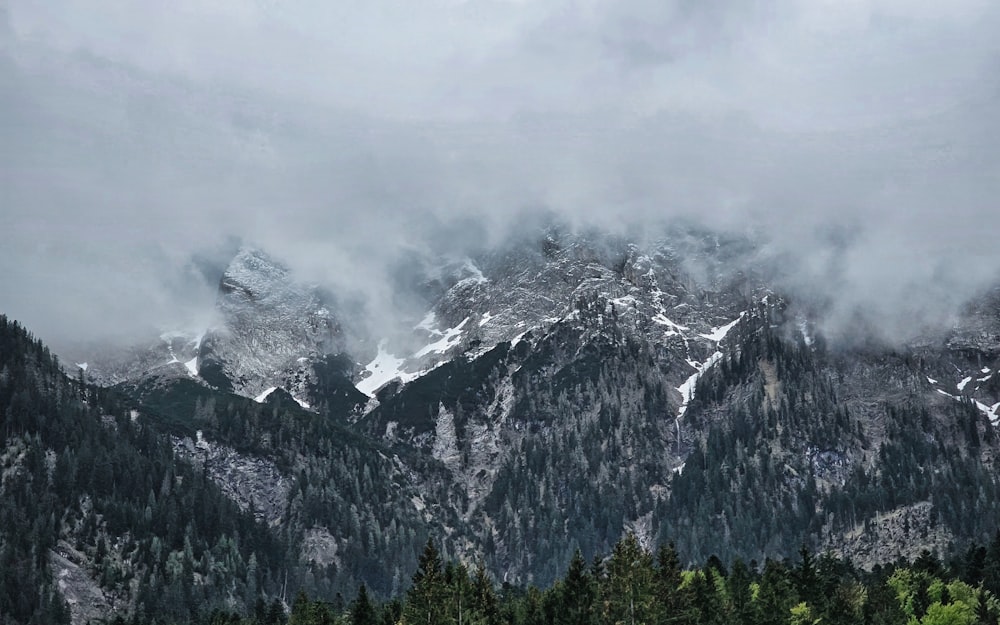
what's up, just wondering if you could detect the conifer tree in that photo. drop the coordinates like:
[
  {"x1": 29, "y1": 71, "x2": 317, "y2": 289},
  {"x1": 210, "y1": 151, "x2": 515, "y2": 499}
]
[
  {"x1": 471, "y1": 565, "x2": 500, "y2": 625},
  {"x1": 352, "y1": 585, "x2": 379, "y2": 625},
  {"x1": 405, "y1": 539, "x2": 448, "y2": 625},
  {"x1": 605, "y1": 533, "x2": 657, "y2": 625},
  {"x1": 559, "y1": 550, "x2": 595, "y2": 625},
  {"x1": 655, "y1": 542, "x2": 689, "y2": 624}
]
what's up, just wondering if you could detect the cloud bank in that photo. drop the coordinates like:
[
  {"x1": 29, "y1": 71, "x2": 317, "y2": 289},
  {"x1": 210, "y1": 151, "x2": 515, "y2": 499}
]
[{"x1": 1, "y1": 0, "x2": 999, "y2": 347}]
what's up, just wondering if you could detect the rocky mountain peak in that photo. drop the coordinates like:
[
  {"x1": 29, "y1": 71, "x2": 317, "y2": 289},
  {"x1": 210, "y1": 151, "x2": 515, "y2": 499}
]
[
  {"x1": 198, "y1": 246, "x2": 355, "y2": 398},
  {"x1": 218, "y1": 247, "x2": 292, "y2": 302}
]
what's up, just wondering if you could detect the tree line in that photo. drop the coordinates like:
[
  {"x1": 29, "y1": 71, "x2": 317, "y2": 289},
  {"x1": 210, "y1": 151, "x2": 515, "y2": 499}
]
[{"x1": 149, "y1": 531, "x2": 1000, "y2": 625}]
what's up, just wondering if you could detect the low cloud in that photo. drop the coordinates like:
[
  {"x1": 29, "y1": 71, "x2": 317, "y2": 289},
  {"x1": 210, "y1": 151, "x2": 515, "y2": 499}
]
[{"x1": 2, "y1": 0, "x2": 999, "y2": 348}]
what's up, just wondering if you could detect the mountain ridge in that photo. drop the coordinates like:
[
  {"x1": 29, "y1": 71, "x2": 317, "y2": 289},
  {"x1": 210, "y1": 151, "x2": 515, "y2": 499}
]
[{"x1": 13, "y1": 223, "x2": 1000, "y2": 623}]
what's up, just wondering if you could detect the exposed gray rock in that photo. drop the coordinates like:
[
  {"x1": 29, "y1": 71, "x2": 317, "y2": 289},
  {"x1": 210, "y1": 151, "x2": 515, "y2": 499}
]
[
  {"x1": 358, "y1": 227, "x2": 764, "y2": 398},
  {"x1": 827, "y1": 502, "x2": 955, "y2": 570},
  {"x1": 50, "y1": 541, "x2": 114, "y2": 625},
  {"x1": 300, "y1": 528, "x2": 340, "y2": 568},
  {"x1": 57, "y1": 331, "x2": 203, "y2": 387},
  {"x1": 199, "y1": 247, "x2": 362, "y2": 398},
  {"x1": 173, "y1": 432, "x2": 291, "y2": 526}
]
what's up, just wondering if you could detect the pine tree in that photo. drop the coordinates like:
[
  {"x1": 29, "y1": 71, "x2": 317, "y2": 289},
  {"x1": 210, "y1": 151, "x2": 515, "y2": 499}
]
[
  {"x1": 471, "y1": 565, "x2": 500, "y2": 625},
  {"x1": 352, "y1": 585, "x2": 379, "y2": 625},
  {"x1": 559, "y1": 550, "x2": 595, "y2": 625},
  {"x1": 655, "y1": 542, "x2": 689, "y2": 624},
  {"x1": 405, "y1": 539, "x2": 448, "y2": 625},
  {"x1": 605, "y1": 533, "x2": 657, "y2": 625}
]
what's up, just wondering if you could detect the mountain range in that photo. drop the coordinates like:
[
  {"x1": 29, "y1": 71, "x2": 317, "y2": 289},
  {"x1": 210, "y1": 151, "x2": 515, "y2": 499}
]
[{"x1": 4, "y1": 221, "x2": 1000, "y2": 624}]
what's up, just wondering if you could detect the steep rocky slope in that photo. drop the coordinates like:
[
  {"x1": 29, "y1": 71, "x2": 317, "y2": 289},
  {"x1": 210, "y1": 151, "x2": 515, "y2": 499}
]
[{"x1": 198, "y1": 247, "x2": 368, "y2": 400}]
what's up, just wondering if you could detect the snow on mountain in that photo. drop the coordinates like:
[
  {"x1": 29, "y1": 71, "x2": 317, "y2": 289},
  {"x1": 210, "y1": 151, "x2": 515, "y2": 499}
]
[
  {"x1": 63, "y1": 329, "x2": 204, "y2": 386},
  {"x1": 413, "y1": 317, "x2": 469, "y2": 358},
  {"x1": 699, "y1": 313, "x2": 746, "y2": 342},
  {"x1": 254, "y1": 387, "x2": 278, "y2": 403},
  {"x1": 356, "y1": 341, "x2": 415, "y2": 397},
  {"x1": 409, "y1": 229, "x2": 763, "y2": 364},
  {"x1": 42, "y1": 221, "x2": 1000, "y2": 591}
]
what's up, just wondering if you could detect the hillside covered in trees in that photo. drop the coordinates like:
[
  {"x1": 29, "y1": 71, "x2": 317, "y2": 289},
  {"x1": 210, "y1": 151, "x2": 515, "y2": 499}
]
[
  {"x1": 137, "y1": 533, "x2": 1000, "y2": 625},
  {"x1": 0, "y1": 316, "x2": 287, "y2": 623}
]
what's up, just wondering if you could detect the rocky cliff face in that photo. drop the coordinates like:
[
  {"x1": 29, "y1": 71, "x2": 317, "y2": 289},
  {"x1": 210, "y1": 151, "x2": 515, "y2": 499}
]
[
  {"x1": 354, "y1": 226, "x2": 763, "y2": 404},
  {"x1": 198, "y1": 247, "x2": 365, "y2": 400}
]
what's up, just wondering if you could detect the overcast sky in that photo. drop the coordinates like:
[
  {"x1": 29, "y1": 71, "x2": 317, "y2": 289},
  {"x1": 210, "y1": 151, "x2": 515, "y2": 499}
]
[{"x1": 2, "y1": 0, "x2": 999, "y2": 347}]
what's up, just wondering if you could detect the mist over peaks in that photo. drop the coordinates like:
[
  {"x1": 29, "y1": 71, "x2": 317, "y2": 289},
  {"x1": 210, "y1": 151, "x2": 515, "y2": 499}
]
[{"x1": 2, "y1": 1, "x2": 999, "y2": 349}]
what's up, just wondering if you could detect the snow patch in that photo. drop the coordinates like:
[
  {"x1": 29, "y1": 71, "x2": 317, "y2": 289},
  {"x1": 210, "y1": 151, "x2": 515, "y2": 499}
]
[
  {"x1": 935, "y1": 389, "x2": 999, "y2": 425},
  {"x1": 610, "y1": 295, "x2": 637, "y2": 309},
  {"x1": 958, "y1": 376, "x2": 972, "y2": 391},
  {"x1": 189, "y1": 332, "x2": 205, "y2": 349},
  {"x1": 651, "y1": 314, "x2": 688, "y2": 333},
  {"x1": 357, "y1": 342, "x2": 407, "y2": 396},
  {"x1": 798, "y1": 320, "x2": 814, "y2": 347},
  {"x1": 510, "y1": 330, "x2": 530, "y2": 348},
  {"x1": 676, "y1": 351, "x2": 724, "y2": 418},
  {"x1": 184, "y1": 356, "x2": 198, "y2": 376},
  {"x1": 699, "y1": 313, "x2": 746, "y2": 342},
  {"x1": 974, "y1": 400, "x2": 999, "y2": 425},
  {"x1": 927, "y1": 376, "x2": 938, "y2": 384},
  {"x1": 479, "y1": 311, "x2": 494, "y2": 326},
  {"x1": 252, "y1": 386, "x2": 308, "y2": 408},
  {"x1": 356, "y1": 340, "x2": 426, "y2": 397},
  {"x1": 75, "y1": 362, "x2": 88, "y2": 371},
  {"x1": 254, "y1": 387, "x2": 277, "y2": 403},
  {"x1": 414, "y1": 317, "x2": 469, "y2": 358}
]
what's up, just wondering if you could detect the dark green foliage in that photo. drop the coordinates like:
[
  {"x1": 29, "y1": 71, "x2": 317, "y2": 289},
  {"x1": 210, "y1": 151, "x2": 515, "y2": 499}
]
[
  {"x1": 351, "y1": 585, "x2": 378, "y2": 625},
  {"x1": 557, "y1": 550, "x2": 595, "y2": 625},
  {"x1": 6, "y1": 287, "x2": 1000, "y2": 625},
  {"x1": 404, "y1": 539, "x2": 449, "y2": 625},
  {"x1": 364, "y1": 342, "x2": 512, "y2": 438},
  {"x1": 308, "y1": 354, "x2": 369, "y2": 418},
  {"x1": 660, "y1": 301, "x2": 1000, "y2": 566},
  {"x1": 110, "y1": 532, "x2": 1000, "y2": 625},
  {"x1": 12, "y1": 498, "x2": 1000, "y2": 625},
  {"x1": 198, "y1": 359, "x2": 235, "y2": 393},
  {"x1": 0, "y1": 315, "x2": 280, "y2": 624},
  {"x1": 122, "y1": 369, "x2": 446, "y2": 599}
]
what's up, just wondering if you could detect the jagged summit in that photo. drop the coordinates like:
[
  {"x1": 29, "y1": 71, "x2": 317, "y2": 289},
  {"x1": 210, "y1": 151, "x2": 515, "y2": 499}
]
[
  {"x1": 218, "y1": 247, "x2": 293, "y2": 300},
  {"x1": 351, "y1": 226, "x2": 764, "y2": 398},
  {"x1": 197, "y1": 245, "x2": 358, "y2": 399}
]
